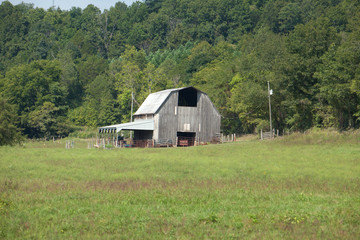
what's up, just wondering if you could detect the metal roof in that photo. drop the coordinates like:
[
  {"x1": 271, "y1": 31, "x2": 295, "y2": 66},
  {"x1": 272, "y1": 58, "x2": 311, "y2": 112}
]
[
  {"x1": 98, "y1": 119, "x2": 154, "y2": 133},
  {"x1": 134, "y1": 87, "x2": 188, "y2": 115}
]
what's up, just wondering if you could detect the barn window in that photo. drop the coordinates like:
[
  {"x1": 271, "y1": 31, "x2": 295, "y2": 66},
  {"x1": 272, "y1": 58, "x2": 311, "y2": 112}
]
[{"x1": 178, "y1": 88, "x2": 198, "y2": 107}]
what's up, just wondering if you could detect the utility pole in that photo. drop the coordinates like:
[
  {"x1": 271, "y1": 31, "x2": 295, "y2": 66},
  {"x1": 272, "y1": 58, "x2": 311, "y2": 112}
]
[
  {"x1": 267, "y1": 81, "x2": 273, "y2": 138},
  {"x1": 130, "y1": 91, "x2": 134, "y2": 139},
  {"x1": 130, "y1": 91, "x2": 134, "y2": 123},
  {"x1": 53, "y1": 0, "x2": 55, "y2": 8}
]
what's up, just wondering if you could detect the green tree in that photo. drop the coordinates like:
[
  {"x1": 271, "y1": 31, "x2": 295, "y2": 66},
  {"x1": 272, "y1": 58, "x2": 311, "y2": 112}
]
[
  {"x1": 27, "y1": 102, "x2": 60, "y2": 138},
  {"x1": 58, "y1": 50, "x2": 81, "y2": 107},
  {"x1": 229, "y1": 29, "x2": 287, "y2": 132},
  {"x1": 69, "y1": 74, "x2": 120, "y2": 127},
  {"x1": 0, "y1": 97, "x2": 23, "y2": 145},
  {"x1": 76, "y1": 55, "x2": 108, "y2": 90},
  {"x1": 1, "y1": 60, "x2": 68, "y2": 137},
  {"x1": 314, "y1": 10, "x2": 360, "y2": 128},
  {"x1": 114, "y1": 46, "x2": 147, "y2": 122},
  {"x1": 281, "y1": 17, "x2": 340, "y2": 130},
  {"x1": 230, "y1": 73, "x2": 268, "y2": 133}
]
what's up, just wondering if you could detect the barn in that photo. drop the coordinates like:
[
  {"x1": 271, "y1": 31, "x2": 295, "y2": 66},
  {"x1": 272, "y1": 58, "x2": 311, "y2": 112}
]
[{"x1": 99, "y1": 87, "x2": 221, "y2": 147}]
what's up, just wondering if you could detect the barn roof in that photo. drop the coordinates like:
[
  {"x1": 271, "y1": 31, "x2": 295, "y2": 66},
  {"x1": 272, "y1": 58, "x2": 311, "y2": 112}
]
[
  {"x1": 98, "y1": 119, "x2": 154, "y2": 133},
  {"x1": 134, "y1": 87, "x2": 196, "y2": 115}
]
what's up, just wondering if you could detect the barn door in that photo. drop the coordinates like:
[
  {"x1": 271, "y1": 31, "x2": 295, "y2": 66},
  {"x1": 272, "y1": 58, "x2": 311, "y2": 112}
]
[{"x1": 177, "y1": 132, "x2": 195, "y2": 147}]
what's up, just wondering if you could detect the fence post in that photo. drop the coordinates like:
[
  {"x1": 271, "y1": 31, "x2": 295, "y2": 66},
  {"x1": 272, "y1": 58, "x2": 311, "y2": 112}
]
[{"x1": 261, "y1": 129, "x2": 263, "y2": 140}]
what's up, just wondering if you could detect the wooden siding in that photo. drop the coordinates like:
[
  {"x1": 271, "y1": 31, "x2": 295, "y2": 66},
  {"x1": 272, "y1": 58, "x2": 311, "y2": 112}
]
[
  {"x1": 153, "y1": 114, "x2": 159, "y2": 140},
  {"x1": 156, "y1": 92, "x2": 178, "y2": 144},
  {"x1": 177, "y1": 107, "x2": 198, "y2": 132},
  {"x1": 134, "y1": 114, "x2": 154, "y2": 121},
  {"x1": 197, "y1": 93, "x2": 221, "y2": 142}
]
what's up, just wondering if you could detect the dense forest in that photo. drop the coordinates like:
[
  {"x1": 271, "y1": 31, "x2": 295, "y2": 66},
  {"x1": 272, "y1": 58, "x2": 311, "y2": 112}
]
[{"x1": 0, "y1": 0, "x2": 360, "y2": 143}]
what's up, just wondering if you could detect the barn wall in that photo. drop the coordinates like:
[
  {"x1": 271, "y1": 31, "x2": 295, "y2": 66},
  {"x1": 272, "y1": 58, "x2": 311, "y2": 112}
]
[
  {"x1": 177, "y1": 107, "x2": 198, "y2": 132},
  {"x1": 153, "y1": 114, "x2": 159, "y2": 140},
  {"x1": 153, "y1": 89, "x2": 220, "y2": 144},
  {"x1": 156, "y1": 92, "x2": 178, "y2": 144},
  {"x1": 198, "y1": 93, "x2": 221, "y2": 142}
]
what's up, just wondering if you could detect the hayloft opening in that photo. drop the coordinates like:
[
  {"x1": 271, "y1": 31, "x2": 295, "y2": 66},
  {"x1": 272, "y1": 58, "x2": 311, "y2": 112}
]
[{"x1": 178, "y1": 88, "x2": 198, "y2": 107}]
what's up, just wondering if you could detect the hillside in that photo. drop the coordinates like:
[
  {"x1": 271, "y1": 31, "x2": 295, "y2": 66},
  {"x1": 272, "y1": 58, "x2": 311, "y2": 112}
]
[{"x1": 0, "y1": 0, "x2": 360, "y2": 142}]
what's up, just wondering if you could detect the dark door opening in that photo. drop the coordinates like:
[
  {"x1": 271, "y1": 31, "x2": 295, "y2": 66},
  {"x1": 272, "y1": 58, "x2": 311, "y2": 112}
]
[
  {"x1": 133, "y1": 130, "x2": 154, "y2": 147},
  {"x1": 134, "y1": 130, "x2": 153, "y2": 140},
  {"x1": 177, "y1": 132, "x2": 196, "y2": 147}
]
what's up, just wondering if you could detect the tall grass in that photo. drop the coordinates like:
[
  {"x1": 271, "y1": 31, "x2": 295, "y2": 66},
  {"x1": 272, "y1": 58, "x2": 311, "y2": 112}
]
[{"x1": 0, "y1": 131, "x2": 359, "y2": 239}]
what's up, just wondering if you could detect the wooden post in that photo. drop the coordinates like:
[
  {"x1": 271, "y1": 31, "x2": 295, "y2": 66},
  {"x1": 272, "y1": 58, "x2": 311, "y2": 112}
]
[
  {"x1": 268, "y1": 81, "x2": 273, "y2": 138},
  {"x1": 261, "y1": 129, "x2": 263, "y2": 140},
  {"x1": 116, "y1": 133, "x2": 118, "y2": 147}
]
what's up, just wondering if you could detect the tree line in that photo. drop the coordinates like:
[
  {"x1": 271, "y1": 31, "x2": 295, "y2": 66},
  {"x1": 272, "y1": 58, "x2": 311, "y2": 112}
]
[{"x1": 0, "y1": 0, "x2": 360, "y2": 144}]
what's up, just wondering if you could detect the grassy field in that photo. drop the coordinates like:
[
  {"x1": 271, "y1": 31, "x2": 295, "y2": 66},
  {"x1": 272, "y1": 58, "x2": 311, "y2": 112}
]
[{"x1": 0, "y1": 131, "x2": 359, "y2": 239}]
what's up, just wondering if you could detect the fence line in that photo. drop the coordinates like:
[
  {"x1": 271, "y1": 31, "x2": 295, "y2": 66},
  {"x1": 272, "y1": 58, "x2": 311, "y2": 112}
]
[
  {"x1": 260, "y1": 129, "x2": 291, "y2": 140},
  {"x1": 221, "y1": 133, "x2": 238, "y2": 143},
  {"x1": 36, "y1": 130, "x2": 293, "y2": 149}
]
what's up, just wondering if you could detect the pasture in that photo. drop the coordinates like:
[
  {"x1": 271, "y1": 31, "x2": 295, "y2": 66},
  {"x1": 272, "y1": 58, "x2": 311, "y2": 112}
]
[{"x1": 0, "y1": 131, "x2": 359, "y2": 239}]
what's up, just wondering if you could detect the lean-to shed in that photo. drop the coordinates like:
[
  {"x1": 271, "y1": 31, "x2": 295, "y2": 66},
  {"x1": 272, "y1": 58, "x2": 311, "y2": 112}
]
[{"x1": 99, "y1": 87, "x2": 221, "y2": 146}]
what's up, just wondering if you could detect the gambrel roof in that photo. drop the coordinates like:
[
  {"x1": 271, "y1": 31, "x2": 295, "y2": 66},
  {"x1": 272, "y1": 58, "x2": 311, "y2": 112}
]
[
  {"x1": 134, "y1": 87, "x2": 189, "y2": 115},
  {"x1": 134, "y1": 86, "x2": 221, "y2": 117}
]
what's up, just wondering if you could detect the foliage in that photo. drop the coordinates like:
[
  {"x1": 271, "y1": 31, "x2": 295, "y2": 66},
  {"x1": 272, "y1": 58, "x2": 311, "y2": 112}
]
[
  {"x1": 1, "y1": 0, "x2": 360, "y2": 140},
  {"x1": 0, "y1": 97, "x2": 23, "y2": 145}
]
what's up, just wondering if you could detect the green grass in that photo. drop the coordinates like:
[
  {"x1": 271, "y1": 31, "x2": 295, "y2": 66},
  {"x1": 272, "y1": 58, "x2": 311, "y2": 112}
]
[{"x1": 1, "y1": 131, "x2": 360, "y2": 239}]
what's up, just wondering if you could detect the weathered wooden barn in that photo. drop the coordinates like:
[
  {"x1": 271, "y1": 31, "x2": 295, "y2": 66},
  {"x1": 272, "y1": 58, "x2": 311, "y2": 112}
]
[{"x1": 99, "y1": 87, "x2": 221, "y2": 146}]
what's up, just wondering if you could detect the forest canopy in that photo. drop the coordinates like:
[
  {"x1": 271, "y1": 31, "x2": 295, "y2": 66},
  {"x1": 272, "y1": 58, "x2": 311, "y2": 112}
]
[{"x1": 0, "y1": 0, "x2": 360, "y2": 142}]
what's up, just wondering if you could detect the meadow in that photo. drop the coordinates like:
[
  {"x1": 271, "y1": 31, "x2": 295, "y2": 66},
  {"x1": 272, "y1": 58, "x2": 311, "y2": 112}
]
[{"x1": 0, "y1": 131, "x2": 359, "y2": 239}]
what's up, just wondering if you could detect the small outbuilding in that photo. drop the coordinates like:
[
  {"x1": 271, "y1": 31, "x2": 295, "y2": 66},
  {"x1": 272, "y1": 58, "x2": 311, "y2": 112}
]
[{"x1": 99, "y1": 87, "x2": 221, "y2": 147}]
